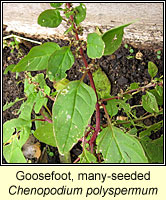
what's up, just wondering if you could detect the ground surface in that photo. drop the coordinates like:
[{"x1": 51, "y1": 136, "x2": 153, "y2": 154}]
[{"x1": 2, "y1": 30, "x2": 163, "y2": 164}]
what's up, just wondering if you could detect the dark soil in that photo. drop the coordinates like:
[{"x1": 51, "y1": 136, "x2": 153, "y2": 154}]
[{"x1": 2, "y1": 30, "x2": 163, "y2": 164}]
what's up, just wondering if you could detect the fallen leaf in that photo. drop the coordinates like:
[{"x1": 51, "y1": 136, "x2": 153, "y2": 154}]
[
  {"x1": 116, "y1": 116, "x2": 128, "y2": 121},
  {"x1": 135, "y1": 51, "x2": 143, "y2": 60},
  {"x1": 22, "y1": 135, "x2": 41, "y2": 159}
]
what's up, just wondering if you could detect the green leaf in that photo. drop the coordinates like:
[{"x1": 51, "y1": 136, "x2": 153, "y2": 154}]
[
  {"x1": 34, "y1": 92, "x2": 48, "y2": 114},
  {"x1": 142, "y1": 91, "x2": 159, "y2": 113},
  {"x1": 38, "y1": 9, "x2": 62, "y2": 28},
  {"x1": 18, "y1": 127, "x2": 31, "y2": 147},
  {"x1": 3, "y1": 118, "x2": 31, "y2": 144},
  {"x1": 126, "y1": 55, "x2": 134, "y2": 59},
  {"x1": 24, "y1": 73, "x2": 50, "y2": 99},
  {"x1": 123, "y1": 94, "x2": 132, "y2": 101},
  {"x1": 106, "y1": 99, "x2": 118, "y2": 117},
  {"x1": 79, "y1": 149, "x2": 97, "y2": 163},
  {"x1": 3, "y1": 139, "x2": 27, "y2": 163},
  {"x1": 18, "y1": 94, "x2": 36, "y2": 121},
  {"x1": 26, "y1": 73, "x2": 50, "y2": 114},
  {"x1": 24, "y1": 73, "x2": 50, "y2": 114},
  {"x1": 3, "y1": 97, "x2": 25, "y2": 111},
  {"x1": 87, "y1": 33, "x2": 105, "y2": 59},
  {"x1": 140, "y1": 136, "x2": 163, "y2": 163},
  {"x1": 52, "y1": 81, "x2": 97, "y2": 154},
  {"x1": 102, "y1": 22, "x2": 133, "y2": 56},
  {"x1": 50, "y1": 3, "x2": 63, "y2": 8},
  {"x1": 48, "y1": 46, "x2": 74, "y2": 81},
  {"x1": 155, "y1": 85, "x2": 163, "y2": 96},
  {"x1": 32, "y1": 73, "x2": 51, "y2": 96},
  {"x1": 129, "y1": 82, "x2": 140, "y2": 90},
  {"x1": 124, "y1": 44, "x2": 128, "y2": 49},
  {"x1": 116, "y1": 99, "x2": 131, "y2": 113},
  {"x1": 53, "y1": 78, "x2": 70, "y2": 91},
  {"x1": 74, "y1": 3, "x2": 86, "y2": 25},
  {"x1": 44, "y1": 85, "x2": 51, "y2": 96},
  {"x1": 64, "y1": 25, "x2": 74, "y2": 34},
  {"x1": 4, "y1": 64, "x2": 15, "y2": 74},
  {"x1": 97, "y1": 126, "x2": 148, "y2": 163},
  {"x1": 127, "y1": 127, "x2": 138, "y2": 136},
  {"x1": 149, "y1": 88, "x2": 163, "y2": 106},
  {"x1": 92, "y1": 67, "x2": 111, "y2": 98},
  {"x1": 48, "y1": 152, "x2": 54, "y2": 157},
  {"x1": 34, "y1": 123, "x2": 56, "y2": 147},
  {"x1": 157, "y1": 55, "x2": 161, "y2": 59},
  {"x1": 157, "y1": 50, "x2": 161, "y2": 55},
  {"x1": 3, "y1": 121, "x2": 30, "y2": 163},
  {"x1": 32, "y1": 73, "x2": 45, "y2": 88},
  {"x1": 65, "y1": 11, "x2": 75, "y2": 19},
  {"x1": 24, "y1": 77, "x2": 36, "y2": 96},
  {"x1": 148, "y1": 61, "x2": 158, "y2": 78},
  {"x1": 139, "y1": 121, "x2": 163, "y2": 138},
  {"x1": 12, "y1": 42, "x2": 60, "y2": 72},
  {"x1": 129, "y1": 48, "x2": 134, "y2": 53}
]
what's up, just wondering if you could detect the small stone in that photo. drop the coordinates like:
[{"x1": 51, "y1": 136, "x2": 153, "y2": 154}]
[
  {"x1": 117, "y1": 76, "x2": 128, "y2": 85},
  {"x1": 140, "y1": 65, "x2": 145, "y2": 70},
  {"x1": 7, "y1": 80, "x2": 12, "y2": 85},
  {"x1": 116, "y1": 54, "x2": 122, "y2": 59},
  {"x1": 110, "y1": 75, "x2": 115, "y2": 81},
  {"x1": 122, "y1": 67, "x2": 127, "y2": 73},
  {"x1": 110, "y1": 54, "x2": 116, "y2": 60}
]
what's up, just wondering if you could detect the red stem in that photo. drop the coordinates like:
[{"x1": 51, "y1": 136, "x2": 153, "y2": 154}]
[
  {"x1": 46, "y1": 94, "x2": 55, "y2": 102},
  {"x1": 100, "y1": 96, "x2": 120, "y2": 102},
  {"x1": 32, "y1": 118, "x2": 52, "y2": 123},
  {"x1": 33, "y1": 119, "x2": 45, "y2": 122},
  {"x1": 73, "y1": 157, "x2": 80, "y2": 163},
  {"x1": 88, "y1": 124, "x2": 95, "y2": 131},
  {"x1": 40, "y1": 108, "x2": 53, "y2": 123},
  {"x1": 89, "y1": 103, "x2": 100, "y2": 153},
  {"x1": 66, "y1": 3, "x2": 100, "y2": 152},
  {"x1": 102, "y1": 103, "x2": 112, "y2": 126}
]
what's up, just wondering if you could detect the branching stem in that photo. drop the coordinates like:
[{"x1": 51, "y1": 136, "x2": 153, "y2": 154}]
[
  {"x1": 116, "y1": 109, "x2": 163, "y2": 125},
  {"x1": 102, "y1": 109, "x2": 163, "y2": 127},
  {"x1": 100, "y1": 82, "x2": 162, "y2": 103}
]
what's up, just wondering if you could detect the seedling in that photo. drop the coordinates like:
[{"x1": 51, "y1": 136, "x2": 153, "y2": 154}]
[
  {"x1": 124, "y1": 43, "x2": 135, "y2": 59},
  {"x1": 3, "y1": 3, "x2": 163, "y2": 164},
  {"x1": 156, "y1": 50, "x2": 161, "y2": 60},
  {"x1": 3, "y1": 34, "x2": 42, "y2": 56},
  {"x1": 3, "y1": 36, "x2": 20, "y2": 53},
  {"x1": 46, "y1": 147, "x2": 54, "y2": 157}
]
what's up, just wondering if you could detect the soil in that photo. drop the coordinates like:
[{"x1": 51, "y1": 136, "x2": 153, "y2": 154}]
[{"x1": 2, "y1": 29, "x2": 163, "y2": 164}]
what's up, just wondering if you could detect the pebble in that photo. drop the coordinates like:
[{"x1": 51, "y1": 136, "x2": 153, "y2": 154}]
[
  {"x1": 118, "y1": 53, "x2": 124, "y2": 59},
  {"x1": 117, "y1": 76, "x2": 128, "y2": 85},
  {"x1": 7, "y1": 80, "x2": 12, "y2": 85},
  {"x1": 140, "y1": 65, "x2": 145, "y2": 70},
  {"x1": 110, "y1": 54, "x2": 116, "y2": 60},
  {"x1": 109, "y1": 74, "x2": 115, "y2": 81},
  {"x1": 122, "y1": 67, "x2": 127, "y2": 73}
]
